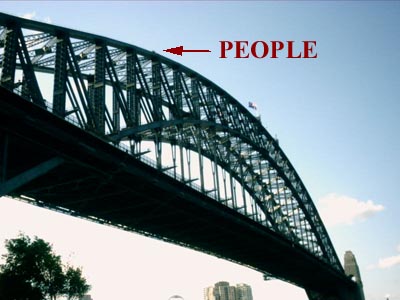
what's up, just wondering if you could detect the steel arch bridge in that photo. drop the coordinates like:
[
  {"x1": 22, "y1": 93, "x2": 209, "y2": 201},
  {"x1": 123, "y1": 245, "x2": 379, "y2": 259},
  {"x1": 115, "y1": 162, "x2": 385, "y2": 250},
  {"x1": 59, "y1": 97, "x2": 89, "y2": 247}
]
[{"x1": 0, "y1": 13, "x2": 361, "y2": 300}]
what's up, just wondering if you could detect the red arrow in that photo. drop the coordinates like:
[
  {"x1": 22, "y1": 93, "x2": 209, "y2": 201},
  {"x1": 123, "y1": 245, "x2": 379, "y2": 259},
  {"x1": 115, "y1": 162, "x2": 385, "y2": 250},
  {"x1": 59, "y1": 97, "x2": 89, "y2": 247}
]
[{"x1": 163, "y1": 45, "x2": 211, "y2": 56}]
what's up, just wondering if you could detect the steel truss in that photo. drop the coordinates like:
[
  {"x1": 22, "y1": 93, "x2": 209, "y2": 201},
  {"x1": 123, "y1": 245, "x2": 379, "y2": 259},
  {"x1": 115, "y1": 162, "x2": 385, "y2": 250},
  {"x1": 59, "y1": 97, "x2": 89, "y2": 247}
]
[{"x1": 0, "y1": 13, "x2": 342, "y2": 274}]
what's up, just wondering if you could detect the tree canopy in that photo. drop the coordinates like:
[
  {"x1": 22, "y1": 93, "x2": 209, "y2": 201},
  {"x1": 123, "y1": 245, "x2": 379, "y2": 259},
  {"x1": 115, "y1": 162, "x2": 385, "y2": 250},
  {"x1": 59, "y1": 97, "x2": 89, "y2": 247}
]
[{"x1": 0, "y1": 234, "x2": 90, "y2": 300}]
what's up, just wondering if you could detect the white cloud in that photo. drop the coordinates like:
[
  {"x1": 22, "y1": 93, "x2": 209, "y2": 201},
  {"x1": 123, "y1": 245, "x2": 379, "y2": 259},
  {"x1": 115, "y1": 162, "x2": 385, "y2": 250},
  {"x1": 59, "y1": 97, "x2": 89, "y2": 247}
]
[
  {"x1": 317, "y1": 193, "x2": 384, "y2": 227},
  {"x1": 367, "y1": 244, "x2": 400, "y2": 270},
  {"x1": 21, "y1": 11, "x2": 36, "y2": 20},
  {"x1": 377, "y1": 255, "x2": 400, "y2": 269},
  {"x1": 20, "y1": 12, "x2": 52, "y2": 24}
]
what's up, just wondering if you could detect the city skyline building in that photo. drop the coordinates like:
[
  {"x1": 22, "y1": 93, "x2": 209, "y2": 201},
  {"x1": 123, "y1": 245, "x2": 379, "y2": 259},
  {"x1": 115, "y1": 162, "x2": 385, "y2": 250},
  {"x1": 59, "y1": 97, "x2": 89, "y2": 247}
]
[
  {"x1": 236, "y1": 283, "x2": 253, "y2": 300},
  {"x1": 204, "y1": 282, "x2": 253, "y2": 300},
  {"x1": 204, "y1": 286, "x2": 217, "y2": 300}
]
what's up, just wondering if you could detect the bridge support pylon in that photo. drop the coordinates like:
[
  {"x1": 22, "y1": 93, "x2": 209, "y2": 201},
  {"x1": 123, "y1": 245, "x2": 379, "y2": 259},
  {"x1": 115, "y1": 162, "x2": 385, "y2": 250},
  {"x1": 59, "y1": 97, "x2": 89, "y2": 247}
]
[{"x1": 344, "y1": 251, "x2": 365, "y2": 300}]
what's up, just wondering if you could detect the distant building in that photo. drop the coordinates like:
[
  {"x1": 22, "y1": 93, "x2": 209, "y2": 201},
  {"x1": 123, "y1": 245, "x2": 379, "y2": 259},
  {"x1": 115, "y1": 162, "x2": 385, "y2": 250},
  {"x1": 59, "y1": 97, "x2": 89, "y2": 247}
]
[
  {"x1": 80, "y1": 295, "x2": 93, "y2": 300},
  {"x1": 236, "y1": 283, "x2": 253, "y2": 300},
  {"x1": 204, "y1": 281, "x2": 253, "y2": 300},
  {"x1": 204, "y1": 286, "x2": 217, "y2": 300}
]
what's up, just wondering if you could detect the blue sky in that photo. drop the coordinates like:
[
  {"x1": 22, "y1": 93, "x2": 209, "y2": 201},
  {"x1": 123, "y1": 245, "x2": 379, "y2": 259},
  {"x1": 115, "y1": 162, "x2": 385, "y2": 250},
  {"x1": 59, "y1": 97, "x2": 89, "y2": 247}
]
[{"x1": 0, "y1": 2, "x2": 399, "y2": 300}]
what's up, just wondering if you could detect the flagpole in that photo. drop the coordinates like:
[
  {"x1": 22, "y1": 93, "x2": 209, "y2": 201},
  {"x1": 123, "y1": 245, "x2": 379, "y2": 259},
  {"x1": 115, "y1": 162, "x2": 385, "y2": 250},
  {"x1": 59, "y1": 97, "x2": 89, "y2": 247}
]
[{"x1": 248, "y1": 101, "x2": 261, "y2": 123}]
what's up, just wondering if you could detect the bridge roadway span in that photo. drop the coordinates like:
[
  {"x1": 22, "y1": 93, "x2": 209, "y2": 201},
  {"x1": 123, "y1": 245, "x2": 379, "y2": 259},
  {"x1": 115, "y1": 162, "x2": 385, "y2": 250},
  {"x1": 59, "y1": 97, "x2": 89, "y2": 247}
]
[
  {"x1": 0, "y1": 12, "x2": 361, "y2": 300},
  {"x1": 1, "y1": 87, "x2": 356, "y2": 299}
]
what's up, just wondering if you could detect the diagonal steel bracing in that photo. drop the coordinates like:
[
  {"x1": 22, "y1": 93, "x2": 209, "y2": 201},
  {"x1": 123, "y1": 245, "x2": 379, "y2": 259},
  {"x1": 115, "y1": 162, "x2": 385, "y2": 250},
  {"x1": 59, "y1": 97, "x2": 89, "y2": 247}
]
[
  {"x1": 0, "y1": 12, "x2": 358, "y2": 300},
  {"x1": 0, "y1": 157, "x2": 64, "y2": 197}
]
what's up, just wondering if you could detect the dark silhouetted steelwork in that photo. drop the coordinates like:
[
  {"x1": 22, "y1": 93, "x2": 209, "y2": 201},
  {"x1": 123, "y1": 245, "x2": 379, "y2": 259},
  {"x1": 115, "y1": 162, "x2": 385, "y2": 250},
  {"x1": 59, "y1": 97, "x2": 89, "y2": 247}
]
[{"x1": 0, "y1": 13, "x2": 360, "y2": 300}]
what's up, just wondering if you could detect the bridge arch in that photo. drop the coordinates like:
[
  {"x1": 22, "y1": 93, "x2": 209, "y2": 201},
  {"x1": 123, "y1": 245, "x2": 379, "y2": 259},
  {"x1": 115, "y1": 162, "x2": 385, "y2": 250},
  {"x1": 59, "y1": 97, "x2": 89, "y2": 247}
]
[{"x1": 0, "y1": 13, "x2": 355, "y2": 299}]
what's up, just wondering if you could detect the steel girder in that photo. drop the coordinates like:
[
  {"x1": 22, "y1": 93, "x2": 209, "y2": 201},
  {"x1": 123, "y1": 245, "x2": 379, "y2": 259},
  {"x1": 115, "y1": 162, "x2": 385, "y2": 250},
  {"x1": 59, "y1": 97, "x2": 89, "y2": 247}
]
[{"x1": 0, "y1": 12, "x2": 342, "y2": 276}]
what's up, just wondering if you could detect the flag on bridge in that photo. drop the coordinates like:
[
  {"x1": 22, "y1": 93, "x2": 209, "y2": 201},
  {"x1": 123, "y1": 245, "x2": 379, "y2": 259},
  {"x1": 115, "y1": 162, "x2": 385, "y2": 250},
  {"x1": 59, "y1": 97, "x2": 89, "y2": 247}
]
[{"x1": 248, "y1": 101, "x2": 257, "y2": 110}]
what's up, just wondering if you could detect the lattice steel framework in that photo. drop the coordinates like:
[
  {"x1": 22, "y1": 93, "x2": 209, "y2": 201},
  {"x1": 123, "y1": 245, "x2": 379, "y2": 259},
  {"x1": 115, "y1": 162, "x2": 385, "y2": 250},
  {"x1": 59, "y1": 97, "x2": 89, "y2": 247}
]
[{"x1": 0, "y1": 13, "x2": 343, "y2": 274}]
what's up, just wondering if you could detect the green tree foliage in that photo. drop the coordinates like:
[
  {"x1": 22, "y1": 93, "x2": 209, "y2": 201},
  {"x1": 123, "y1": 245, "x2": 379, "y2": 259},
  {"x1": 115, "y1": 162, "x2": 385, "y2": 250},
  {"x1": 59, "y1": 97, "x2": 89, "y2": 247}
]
[
  {"x1": 64, "y1": 266, "x2": 91, "y2": 300},
  {"x1": 0, "y1": 234, "x2": 90, "y2": 300},
  {"x1": 0, "y1": 272, "x2": 42, "y2": 300}
]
